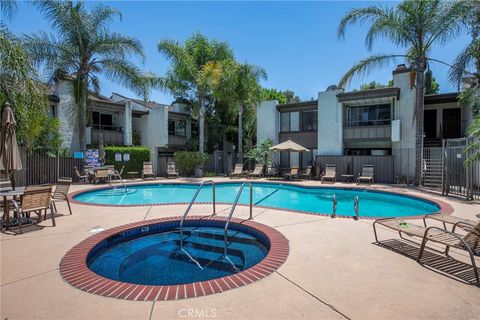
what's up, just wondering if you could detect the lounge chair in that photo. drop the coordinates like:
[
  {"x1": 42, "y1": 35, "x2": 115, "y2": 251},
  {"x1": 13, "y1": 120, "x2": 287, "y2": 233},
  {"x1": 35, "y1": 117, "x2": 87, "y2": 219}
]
[
  {"x1": 321, "y1": 164, "x2": 336, "y2": 183},
  {"x1": 142, "y1": 162, "x2": 156, "y2": 180},
  {"x1": 285, "y1": 166, "x2": 299, "y2": 180},
  {"x1": 300, "y1": 165, "x2": 312, "y2": 180},
  {"x1": 229, "y1": 163, "x2": 244, "y2": 178},
  {"x1": 247, "y1": 164, "x2": 264, "y2": 179},
  {"x1": 166, "y1": 162, "x2": 179, "y2": 179},
  {"x1": 373, "y1": 218, "x2": 480, "y2": 286},
  {"x1": 357, "y1": 165, "x2": 375, "y2": 184},
  {"x1": 51, "y1": 178, "x2": 72, "y2": 215},
  {"x1": 10, "y1": 185, "x2": 55, "y2": 233},
  {"x1": 74, "y1": 167, "x2": 89, "y2": 183},
  {"x1": 265, "y1": 165, "x2": 279, "y2": 180},
  {"x1": 95, "y1": 169, "x2": 109, "y2": 184},
  {"x1": 424, "y1": 213, "x2": 478, "y2": 232}
]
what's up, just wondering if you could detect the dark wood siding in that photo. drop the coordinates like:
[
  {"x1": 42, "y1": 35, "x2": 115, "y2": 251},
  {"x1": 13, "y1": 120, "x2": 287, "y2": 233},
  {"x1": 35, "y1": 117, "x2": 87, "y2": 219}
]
[{"x1": 279, "y1": 131, "x2": 317, "y2": 149}]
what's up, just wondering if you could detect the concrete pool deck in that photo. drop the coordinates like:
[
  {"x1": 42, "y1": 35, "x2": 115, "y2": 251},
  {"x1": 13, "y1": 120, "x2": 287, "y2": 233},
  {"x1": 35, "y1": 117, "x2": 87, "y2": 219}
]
[{"x1": 1, "y1": 177, "x2": 479, "y2": 319}]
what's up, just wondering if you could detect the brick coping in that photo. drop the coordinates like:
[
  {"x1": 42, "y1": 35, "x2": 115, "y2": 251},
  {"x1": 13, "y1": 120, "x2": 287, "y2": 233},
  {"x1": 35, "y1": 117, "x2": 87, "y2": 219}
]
[
  {"x1": 68, "y1": 181, "x2": 454, "y2": 220},
  {"x1": 60, "y1": 216, "x2": 289, "y2": 301}
]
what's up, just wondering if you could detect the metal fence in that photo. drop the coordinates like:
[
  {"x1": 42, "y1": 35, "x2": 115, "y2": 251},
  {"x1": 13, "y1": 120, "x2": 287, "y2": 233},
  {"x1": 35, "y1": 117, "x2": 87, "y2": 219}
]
[{"x1": 1, "y1": 148, "x2": 84, "y2": 187}]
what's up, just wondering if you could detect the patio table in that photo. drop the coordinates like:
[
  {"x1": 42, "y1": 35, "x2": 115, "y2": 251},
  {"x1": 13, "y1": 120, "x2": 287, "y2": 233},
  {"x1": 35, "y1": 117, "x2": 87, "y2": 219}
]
[{"x1": 1, "y1": 187, "x2": 26, "y2": 230}]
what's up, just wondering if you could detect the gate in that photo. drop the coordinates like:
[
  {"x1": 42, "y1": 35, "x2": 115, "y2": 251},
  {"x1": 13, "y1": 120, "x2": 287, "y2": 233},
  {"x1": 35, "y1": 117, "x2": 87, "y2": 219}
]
[{"x1": 422, "y1": 137, "x2": 480, "y2": 200}]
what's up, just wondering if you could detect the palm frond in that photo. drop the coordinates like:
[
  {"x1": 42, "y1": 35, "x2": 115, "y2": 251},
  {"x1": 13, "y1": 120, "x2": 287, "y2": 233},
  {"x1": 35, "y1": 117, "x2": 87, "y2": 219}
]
[
  {"x1": 91, "y1": 32, "x2": 145, "y2": 62},
  {"x1": 1, "y1": 0, "x2": 17, "y2": 21},
  {"x1": 99, "y1": 57, "x2": 149, "y2": 98},
  {"x1": 448, "y1": 39, "x2": 480, "y2": 86},
  {"x1": 338, "y1": 5, "x2": 389, "y2": 40},
  {"x1": 338, "y1": 54, "x2": 407, "y2": 88}
]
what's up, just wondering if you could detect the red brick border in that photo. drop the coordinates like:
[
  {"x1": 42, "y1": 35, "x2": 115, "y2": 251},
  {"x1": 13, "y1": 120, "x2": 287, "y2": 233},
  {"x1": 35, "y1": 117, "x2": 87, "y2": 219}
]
[
  {"x1": 60, "y1": 216, "x2": 289, "y2": 301},
  {"x1": 68, "y1": 181, "x2": 454, "y2": 220}
]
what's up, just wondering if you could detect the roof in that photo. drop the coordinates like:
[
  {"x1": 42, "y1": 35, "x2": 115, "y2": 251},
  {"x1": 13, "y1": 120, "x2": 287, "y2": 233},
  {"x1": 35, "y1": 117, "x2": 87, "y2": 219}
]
[
  {"x1": 112, "y1": 92, "x2": 169, "y2": 109},
  {"x1": 277, "y1": 100, "x2": 318, "y2": 111},
  {"x1": 337, "y1": 87, "x2": 400, "y2": 102},
  {"x1": 88, "y1": 92, "x2": 124, "y2": 107},
  {"x1": 424, "y1": 92, "x2": 459, "y2": 105}
]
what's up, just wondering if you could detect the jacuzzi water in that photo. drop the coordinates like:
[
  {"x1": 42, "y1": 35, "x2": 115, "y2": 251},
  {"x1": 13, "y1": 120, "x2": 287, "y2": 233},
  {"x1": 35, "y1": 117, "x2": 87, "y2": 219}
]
[
  {"x1": 74, "y1": 182, "x2": 440, "y2": 218},
  {"x1": 87, "y1": 224, "x2": 268, "y2": 285}
]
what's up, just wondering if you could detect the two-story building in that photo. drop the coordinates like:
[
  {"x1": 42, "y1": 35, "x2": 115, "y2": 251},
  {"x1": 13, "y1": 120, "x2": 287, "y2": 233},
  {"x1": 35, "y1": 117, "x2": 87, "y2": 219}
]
[
  {"x1": 257, "y1": 64, "x2": 474, "y2": 181},
  {"x1": 49, "y1": 76, "x2": 192, "y2": 172}
]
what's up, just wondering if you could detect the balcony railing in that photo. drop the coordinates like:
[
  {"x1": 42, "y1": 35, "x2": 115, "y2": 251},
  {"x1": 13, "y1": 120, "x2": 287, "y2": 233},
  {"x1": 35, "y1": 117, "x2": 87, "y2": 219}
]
[
  {"x1": 92, "y1": 124, "x2": 122, "y2": 131},
  {"x1": 92, "y1": 128, "x2": 124, "y2": 145},
  {"x1": 344, "y1": 119, "x2": 391, "y2": 127},
  {"x1": 168, "y1": 134, "x2": 187, "y2": 146},
  {"x1": 343, "y1": 124, "x2": 391, "y2": 140}
]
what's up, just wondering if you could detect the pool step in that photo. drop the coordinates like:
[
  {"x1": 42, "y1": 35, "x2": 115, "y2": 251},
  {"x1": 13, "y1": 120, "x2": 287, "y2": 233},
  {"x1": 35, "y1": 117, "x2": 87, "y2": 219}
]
[
  {"x1": 181, "y1": 229, "x2": 262, "y2": 246},
  {"x1": 175, "y1": 239, "x2": 245, "y2": 262},
  {"x1": 118, "y1": 244, "x2": 243, "y2": 276}
]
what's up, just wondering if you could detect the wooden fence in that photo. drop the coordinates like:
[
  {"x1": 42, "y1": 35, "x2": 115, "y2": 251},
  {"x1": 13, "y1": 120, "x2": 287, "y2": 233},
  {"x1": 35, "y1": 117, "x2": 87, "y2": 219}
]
[
  {"x1": 1, "y1": 148, "x2": 84, "y2": 187},
  {"x1": 315, "y1": 155, "x2": 394, "y2": 183}
]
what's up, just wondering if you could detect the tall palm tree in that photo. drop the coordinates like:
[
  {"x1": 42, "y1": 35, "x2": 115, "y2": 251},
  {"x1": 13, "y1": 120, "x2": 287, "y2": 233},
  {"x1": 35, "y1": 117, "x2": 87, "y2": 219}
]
[
  {"x1": 24, "y1": 0, "x2": 152, "y2": 150},
  {"x1": 218, "y1": 61, "x2": 266, "y2": 162},
  {"x1": 158, "y1": 33, "x2": 234, "y2": 154},
  {"x1": 337, "y1": 0, "x2": 467, "y2": 185}
]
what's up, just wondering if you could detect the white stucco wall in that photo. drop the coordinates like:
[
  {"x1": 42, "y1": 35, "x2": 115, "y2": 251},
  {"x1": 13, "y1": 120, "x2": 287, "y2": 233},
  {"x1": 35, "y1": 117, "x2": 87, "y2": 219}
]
[
  {"x1": 256, "y1": 100, "x2": 279, "y2": 163},
  {"x1": 392, "y1": 69, "x2": 416, "y2": 178},
  {"x1": 55, "y1": 79, "x2": 80, "y2": 152},
  {"x1": 317, "y1": 89, "x2": 344, "y2": 155}
]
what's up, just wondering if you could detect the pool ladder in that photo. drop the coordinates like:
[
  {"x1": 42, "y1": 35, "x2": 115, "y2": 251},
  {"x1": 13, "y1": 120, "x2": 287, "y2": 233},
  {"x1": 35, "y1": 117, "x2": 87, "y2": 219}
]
[
  {"x1": 223, "y1": 182, "x2": 253, "y2": 271},
  {"x1": 179, "y1": 180, "x2": 216, "y2": 269},
  {"x1": 108, "y1": 170, "x2": 128, "y2": 192},
  {"x1": 331, "y1": 194, "x2": 359, "y2": 220}
]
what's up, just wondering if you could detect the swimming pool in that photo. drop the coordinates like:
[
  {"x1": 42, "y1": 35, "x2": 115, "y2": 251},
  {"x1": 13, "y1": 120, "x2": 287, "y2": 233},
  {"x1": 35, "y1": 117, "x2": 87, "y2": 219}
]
[
  {"x1": 72, "y1": 182, "x2": 441, "y2": 218},
  {"x1": 60, "y1": 217, "x2": 289, "y2": 300}
]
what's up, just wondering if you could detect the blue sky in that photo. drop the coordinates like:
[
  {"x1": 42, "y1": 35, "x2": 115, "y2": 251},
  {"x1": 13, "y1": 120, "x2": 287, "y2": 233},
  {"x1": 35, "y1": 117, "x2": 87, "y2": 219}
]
[{"x1": 7, "y1": 1, "x2": 471, "y2": 104}]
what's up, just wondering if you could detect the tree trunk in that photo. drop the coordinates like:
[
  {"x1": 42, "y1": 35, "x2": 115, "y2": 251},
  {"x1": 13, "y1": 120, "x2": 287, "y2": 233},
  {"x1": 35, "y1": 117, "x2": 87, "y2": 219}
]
[
  {"x1": 414, "y1": 60, "x2": 426, "y2": 186},
  {"x1": 198, "y1": 95, "x2": 205, "y2": 155},
  {"x1": 78, "y1": 77, "x2": 87, "y2": 151},
  {"x1": 237, "y1": 104, "x2": 243, "y2": 164}
]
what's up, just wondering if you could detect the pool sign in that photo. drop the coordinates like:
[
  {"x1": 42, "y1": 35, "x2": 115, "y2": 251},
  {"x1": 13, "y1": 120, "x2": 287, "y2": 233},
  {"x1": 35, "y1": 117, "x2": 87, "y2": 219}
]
[
  {"x1": 115, "y1": 153, "x2": 122, "y2": 162},
  {"x1": 123, "y1": 153, "x2": 130, "y2": 161}
]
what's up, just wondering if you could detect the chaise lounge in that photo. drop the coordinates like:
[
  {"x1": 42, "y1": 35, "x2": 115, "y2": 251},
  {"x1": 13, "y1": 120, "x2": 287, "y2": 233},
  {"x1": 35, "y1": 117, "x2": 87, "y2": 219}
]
[
  {"x1": 321, "y1": 164, "x2": 336, "y2": 183},
  {"x1": 357, "y1": 164, "x2": 375, "y2": 184},
  {"x1": 229, "y1": 163, "x2": 244, "y2": 178},
  {"x1": 373, "y1": 217, "x2": 480, "y2": 286},
  {"x1": 142, "y1": 162, "x2": 156, "y2": 180},
  {"x1": 247, "y1": 164, "x2": 264, "y2": 179}
]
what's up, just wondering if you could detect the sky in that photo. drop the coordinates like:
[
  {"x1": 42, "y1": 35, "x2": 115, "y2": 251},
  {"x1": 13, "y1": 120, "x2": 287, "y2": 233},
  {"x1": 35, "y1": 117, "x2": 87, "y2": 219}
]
[{"x1": 6, "y1": 1, "x2": 472, "y2": 104}]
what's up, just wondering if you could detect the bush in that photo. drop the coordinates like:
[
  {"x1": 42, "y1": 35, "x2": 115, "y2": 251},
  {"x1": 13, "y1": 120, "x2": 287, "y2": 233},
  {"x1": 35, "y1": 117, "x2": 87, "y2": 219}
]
[
  {"x1": 105, "y1": 146, "x2": 150, "y2": 173},
  {"x1": 174, "y1": 151, "x2": 209, "y2": 176}
]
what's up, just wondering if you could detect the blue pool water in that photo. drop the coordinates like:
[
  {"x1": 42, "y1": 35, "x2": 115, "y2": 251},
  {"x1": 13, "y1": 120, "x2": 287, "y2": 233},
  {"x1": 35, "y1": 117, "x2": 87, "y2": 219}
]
[
  {"x1": 74, "y1": 182, "x2": 440, "y2": 218},
  {"x1": 88, "y1": 223, "x2": 268, "y2": 285}
]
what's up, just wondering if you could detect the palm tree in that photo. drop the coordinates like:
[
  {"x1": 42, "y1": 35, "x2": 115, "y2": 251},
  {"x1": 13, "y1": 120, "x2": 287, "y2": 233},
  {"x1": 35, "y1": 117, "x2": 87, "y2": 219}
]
[
  {"x1": 217, "y1": 61, "x2": 266, "y2": 163},
  {"x1": 158, "y1": 33, "x2": 234, "y2": 155},
  {"x1": 337, "y1": 0, "x2": 468, "y2": 185},
  {"x1": 24, "y1": 0, "x2": 152, "y2": 150}
]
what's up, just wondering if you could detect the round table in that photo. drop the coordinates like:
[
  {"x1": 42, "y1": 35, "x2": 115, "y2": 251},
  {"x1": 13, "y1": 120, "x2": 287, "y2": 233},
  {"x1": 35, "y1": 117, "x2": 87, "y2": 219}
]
[{"x1": 1, "y1": 187, "x2": 26, "y2": 230}]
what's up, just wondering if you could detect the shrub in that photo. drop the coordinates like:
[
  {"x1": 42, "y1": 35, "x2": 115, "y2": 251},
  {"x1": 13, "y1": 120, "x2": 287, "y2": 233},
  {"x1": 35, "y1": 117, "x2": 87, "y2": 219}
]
[
  {"x1": 174, "y1": 151, "x2": 209, "y2": 176},
  {"x1": 105, "y1": 146, "x2": 150, "y2": 173}
]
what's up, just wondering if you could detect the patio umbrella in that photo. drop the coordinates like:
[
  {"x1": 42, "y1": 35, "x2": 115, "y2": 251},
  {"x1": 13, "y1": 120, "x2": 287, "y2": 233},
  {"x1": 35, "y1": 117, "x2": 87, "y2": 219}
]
[
  {"x1": 269, "y1": 139, "x2": 310, "y2": 152},
  {"x1": 0, "y1": 103, "x2": 23, "y2": 189},
  {"x1": 98, "y1": 135, "x2": 105, "y2": 165}
]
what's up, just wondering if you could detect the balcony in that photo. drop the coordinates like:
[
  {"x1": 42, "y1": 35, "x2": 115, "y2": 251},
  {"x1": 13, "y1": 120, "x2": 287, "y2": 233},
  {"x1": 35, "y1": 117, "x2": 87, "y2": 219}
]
[
  {"x1": 91, "y1": 125, "x2": 124, "y2": 145},
  {"x1": 168, "y1": 134, "x2": 187, "y2": 147},
  {"x1": 343, "y1": 120, "x2": 391, "y2": 140}
]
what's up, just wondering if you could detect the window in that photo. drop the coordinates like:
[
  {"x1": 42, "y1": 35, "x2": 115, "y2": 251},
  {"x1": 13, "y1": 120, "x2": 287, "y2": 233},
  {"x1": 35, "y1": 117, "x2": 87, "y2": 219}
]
[
  {"x1": 280, "y1": 112, "x2": 290, "y2": 132},
  {"x1": 290, "y1": 112, "x2": 300, "y2": 131},
  {"x1": 346, "y1": 104, "x2": 391, "y2": 126},
  {"x1": 302, "y1": 110, "x2": 317, "y2": 131},
  {"x1": 280, "y1": 151, "x2": 289, "y2": 167},
  {"x1": 168, "y1": 120, "x2": 175, "y2": 135},
  {"x1": 169, "y1": 120, "x2": 186, "y2": 136},
  {"x1": 92, "y1": 111, "x2": 114, "y2": 130}
]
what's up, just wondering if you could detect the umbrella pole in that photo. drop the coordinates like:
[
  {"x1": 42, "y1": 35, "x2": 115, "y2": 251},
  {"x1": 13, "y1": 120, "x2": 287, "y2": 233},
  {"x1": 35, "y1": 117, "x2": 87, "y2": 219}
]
[{"x1": 10, "y1": 172, "x2": 15, "y2": 190}]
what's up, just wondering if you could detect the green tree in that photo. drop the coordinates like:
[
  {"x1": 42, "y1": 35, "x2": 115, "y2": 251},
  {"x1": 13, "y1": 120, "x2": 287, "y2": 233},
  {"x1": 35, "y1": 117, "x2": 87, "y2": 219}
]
[
  {"x1": 245, "y1": 139, "x2": 274, "y2": 173},
  {"x1": 425, "y1": 69, "x2": 440, "y2": 94},
  {"x1": 158, "y1": 33, "x2": 234, "y2": 155},
  {"x1": 25, "y1": 0, "x2": 152, "y2": 151},
  {"x1": 217, "y1": 61, "x2": 266, "y2": 162},
  {"x1": 338, "y1": 0, "x2": 467, "y2": 184},
  {"x1": 359, "y1": 81, "x2": 387, "y2": 90},
  {"x1": 0, "y1": 25, "x2": 50, "y2": 150},
  {"x1": 283, "y1": 90, "x2": 301, "y2": 103},
  {"x1": 261, "y1": 88, "x2": 286, "y2": 104}
]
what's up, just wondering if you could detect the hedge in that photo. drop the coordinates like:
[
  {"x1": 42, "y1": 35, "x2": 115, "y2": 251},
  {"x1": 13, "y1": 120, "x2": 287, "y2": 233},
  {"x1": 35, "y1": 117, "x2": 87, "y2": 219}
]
[
  {"x1": 174, "y1": 151, "x2": 209, "y2": 176},
  {"x1": 105, "y1": 146, "x2": 151, "y2": 174}
]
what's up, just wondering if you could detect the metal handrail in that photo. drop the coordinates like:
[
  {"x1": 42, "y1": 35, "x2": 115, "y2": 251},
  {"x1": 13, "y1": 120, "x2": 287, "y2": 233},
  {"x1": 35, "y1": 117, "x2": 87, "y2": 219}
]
[
  {"x1": 354, "y1": 195, "x2": 359, "y2": 220},
  {"x1": 180, "y1": 180, "x2": 216, "y2": 251},
  {"x1": 109, "y1": 169, "x2": 127, "y2": 192},
  {"x1": 224, "y1": 183, "x2": 253, "y2": 264},
  {"x1": 331, "y1": 194, "x2": 337, "y2": 218}
]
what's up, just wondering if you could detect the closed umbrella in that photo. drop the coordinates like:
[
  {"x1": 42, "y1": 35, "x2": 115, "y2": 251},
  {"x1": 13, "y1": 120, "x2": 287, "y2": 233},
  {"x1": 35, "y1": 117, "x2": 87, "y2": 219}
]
[
  {"x1": 269, "y1": 139, "x2": 310, "y2": 152},
  {"x1": 98, "y1": 135, "x2": 105, "y2": 165},
  {"x1": 0, "y1": 103, "x2": 23, "y2": 189}
]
